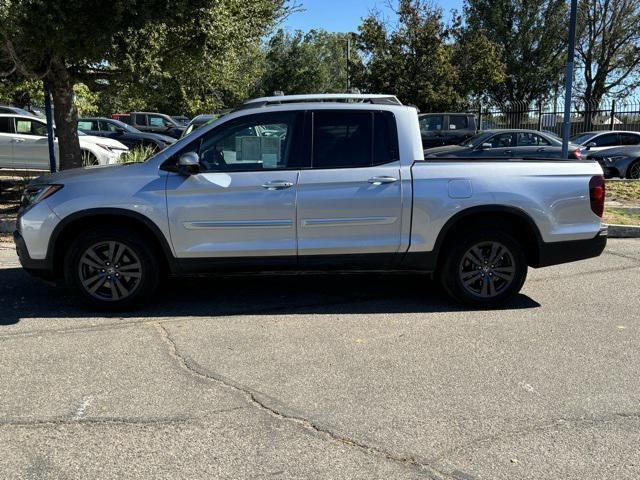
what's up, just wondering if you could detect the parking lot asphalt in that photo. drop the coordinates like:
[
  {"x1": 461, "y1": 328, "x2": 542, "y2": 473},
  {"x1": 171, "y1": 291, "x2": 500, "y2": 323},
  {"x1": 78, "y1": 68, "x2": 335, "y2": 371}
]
[{"x1": 0, "y1": 238, "x2": 639, "y2": 480}]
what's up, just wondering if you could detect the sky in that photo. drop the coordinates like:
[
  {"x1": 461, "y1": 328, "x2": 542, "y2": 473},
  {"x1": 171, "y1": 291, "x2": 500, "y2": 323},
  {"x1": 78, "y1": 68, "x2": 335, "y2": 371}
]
[{"x1": 282, "y1": 0, "x2": 464, "y2": 33}]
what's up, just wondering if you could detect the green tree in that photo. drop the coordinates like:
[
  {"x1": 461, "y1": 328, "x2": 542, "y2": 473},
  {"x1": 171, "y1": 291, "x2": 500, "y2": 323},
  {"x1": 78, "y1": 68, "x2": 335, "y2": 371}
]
[
  {"x1": 0, "y1": 0, "x2": 287, "y2": 169},
  {"x1": 576, "y1": 0, "x2": 640, "y2": 107},
  {"x1": 463, "y1": 0, "x2": 568, "y2": 106},
  {"x1": 356, "y1": 0, "x2": 503, "y2": 111},
  {"x1": 0, "y1": 78, "x2": 43, "y2": 109},
  {"x1": 259, "y1": 29, "x2": 362, "y2": 96}
]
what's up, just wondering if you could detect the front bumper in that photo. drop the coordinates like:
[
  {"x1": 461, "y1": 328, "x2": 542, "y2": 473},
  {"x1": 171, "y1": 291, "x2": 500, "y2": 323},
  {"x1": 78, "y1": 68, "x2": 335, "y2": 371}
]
[
  {"x1": 535, "y1": 227, "x2": 608, "y2": 268},
  {"x1": 13, "y1": 229, "x2": 55, "y2": 279}
]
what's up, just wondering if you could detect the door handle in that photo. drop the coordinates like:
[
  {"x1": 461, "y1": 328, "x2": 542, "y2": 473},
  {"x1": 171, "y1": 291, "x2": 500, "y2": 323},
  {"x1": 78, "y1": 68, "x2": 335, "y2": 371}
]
[
  {"x1": 368, "y1": 176, "x2": 398, "y2": 185},
  {"x1": 536, "y1": 147, "x2": 546, "y2": 152},
  {"x1": 261, "y1": 180, "x2": 294, "y2": 190},
  {"x1": 504, "y1": 150, "x2": 513, "y2": 155},
  {"x1": 12, "y1": 138, "x2": 25, "y2": 143}
]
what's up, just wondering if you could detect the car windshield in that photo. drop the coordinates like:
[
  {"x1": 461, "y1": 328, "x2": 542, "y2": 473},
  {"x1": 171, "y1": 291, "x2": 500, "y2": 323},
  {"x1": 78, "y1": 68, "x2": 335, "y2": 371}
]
[
  {"x1": 110, "y1": 119, "x2": 139, "y2": 133},
  {"x1": 459, "y1": 132, "x2": 492, "y2": 147},
  {"x1": 569, "y1": 133, "x2": 596, "y2": 145}
]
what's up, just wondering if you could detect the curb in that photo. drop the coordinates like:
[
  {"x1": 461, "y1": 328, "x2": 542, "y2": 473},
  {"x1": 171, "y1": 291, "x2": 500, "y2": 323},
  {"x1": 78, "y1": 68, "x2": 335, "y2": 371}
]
[
  {"x1": 607, "y1": 224, "x2": 640, "y2": 238},
  {"x1": 0, "y1": 219, "x2": 16, "y2": 234}
]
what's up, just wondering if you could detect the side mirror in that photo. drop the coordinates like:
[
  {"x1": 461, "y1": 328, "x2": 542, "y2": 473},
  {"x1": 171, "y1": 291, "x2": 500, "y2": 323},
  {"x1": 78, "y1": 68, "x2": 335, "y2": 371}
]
[
  {"x1": 178, "y1": 152, "x2": 200, "y2": 175},
  {"x1": 586, "y1": 142, "x2": 597, "y2": 149},
  {"x1": 481, "y1": 142, "x2": 493, "y2": 149}
]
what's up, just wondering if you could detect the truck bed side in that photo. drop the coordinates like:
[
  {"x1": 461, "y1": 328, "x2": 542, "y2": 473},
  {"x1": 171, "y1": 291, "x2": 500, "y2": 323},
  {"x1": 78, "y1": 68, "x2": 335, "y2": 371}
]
[{"x1": 408, "y1": 159, "x2": 604, "y2": 253}]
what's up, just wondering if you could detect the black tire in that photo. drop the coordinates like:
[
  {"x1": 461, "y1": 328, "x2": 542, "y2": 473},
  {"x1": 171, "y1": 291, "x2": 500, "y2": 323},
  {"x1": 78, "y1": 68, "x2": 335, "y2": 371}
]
[
  {"x1": 439, "y1": 229, "x2": 527, "y2": 308},
  {"x1": 626, "y1": 159, "x2": 640, "y2": 179},
  {"x1": 64, "y1": 226, "x2": 160, "y2": 310}
]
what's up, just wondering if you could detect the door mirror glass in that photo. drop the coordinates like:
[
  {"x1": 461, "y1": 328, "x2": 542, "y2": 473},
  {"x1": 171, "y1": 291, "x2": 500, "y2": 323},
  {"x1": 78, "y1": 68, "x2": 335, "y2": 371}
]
[
  {"x1": 178, "y1": 151, "x2": 200, "y2": 175},
  {"x1": 481, "y1": 142, "x2": 492, "y2": 149},
  {"x1": 586, "y1": 141, "x2": 597, "y2": 149}
]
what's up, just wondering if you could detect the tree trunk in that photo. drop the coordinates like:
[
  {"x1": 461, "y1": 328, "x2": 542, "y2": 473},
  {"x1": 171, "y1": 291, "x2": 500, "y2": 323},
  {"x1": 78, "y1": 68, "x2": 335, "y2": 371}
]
[{"x1": 46, "y1": 59, "x2": 82, "y2": 170}]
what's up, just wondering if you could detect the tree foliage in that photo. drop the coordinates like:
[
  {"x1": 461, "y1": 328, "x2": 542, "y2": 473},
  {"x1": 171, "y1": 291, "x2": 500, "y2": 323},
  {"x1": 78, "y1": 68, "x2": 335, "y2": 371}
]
[
  {"x1": 576, "y1": 0, "x2": 640, "y2": 106},
  {"x1": 356, "y1": 0, "x2": 505, "y2": 111},
  {"x1": 259, "y1": 29, "x2": 362, "y2": 96},
  {"x1": 0, "y1": 0, "x2": 288, "y2": 169},
  {"x1": 462, "y1": 0, "x2": 568, "y2": 106}
]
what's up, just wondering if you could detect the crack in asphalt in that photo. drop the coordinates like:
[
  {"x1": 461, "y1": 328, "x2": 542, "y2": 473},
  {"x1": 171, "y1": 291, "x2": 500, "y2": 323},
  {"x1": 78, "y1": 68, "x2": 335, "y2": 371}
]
[{"x1": 156, "y1": 323, "x2": 451, "y2": 480}]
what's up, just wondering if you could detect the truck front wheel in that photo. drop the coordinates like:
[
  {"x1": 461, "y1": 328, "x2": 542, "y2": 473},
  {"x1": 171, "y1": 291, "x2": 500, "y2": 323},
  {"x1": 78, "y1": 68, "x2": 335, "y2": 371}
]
[
  {"x1": 440, "y1": 230, "x2": 527, "y2": 308},
  {"x1": 64, "y1": 227, "x2": 160, "y2": 310}
]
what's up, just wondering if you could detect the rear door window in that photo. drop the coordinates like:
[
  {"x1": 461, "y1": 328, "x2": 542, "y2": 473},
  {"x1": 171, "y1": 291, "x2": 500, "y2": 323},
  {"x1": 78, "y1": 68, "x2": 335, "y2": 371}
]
[
  {"x1": 449, "y1": 115, "x2": 469, "y2": 130},
  {"x1": 312, "y1": 111, "x2": 372, "y2": 168},
  {"x1": 592, "y1": 133, "x2": 618, "y2": 147},
  {"x1": 619, "y1": 133, "x2": 640, "y2": 145},
  {"x1": 516, "y1": 132, "x2": 551, "y2": 146},
  {"x1": 373, "y1": 111, "x2": 399, "y2": 165}
]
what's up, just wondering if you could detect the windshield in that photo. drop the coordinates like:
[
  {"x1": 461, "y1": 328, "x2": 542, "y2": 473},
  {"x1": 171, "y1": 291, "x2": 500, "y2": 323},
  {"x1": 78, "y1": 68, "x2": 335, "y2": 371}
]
[
  {"x1": 459, "y1": 132, "x2": 492, "y2": 147},
  {"x1": 569, "y1": 133, "x2": 596, "y2": 145},
  {"x1": 110, "y1": 119, "x2": 139, "y2": 133}
]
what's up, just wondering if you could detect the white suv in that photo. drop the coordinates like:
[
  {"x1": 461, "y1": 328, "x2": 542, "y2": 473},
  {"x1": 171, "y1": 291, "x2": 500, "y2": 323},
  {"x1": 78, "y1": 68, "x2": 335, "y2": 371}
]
[{"x1": 0, "y1": 114, "x2": 128, "y2": 170}]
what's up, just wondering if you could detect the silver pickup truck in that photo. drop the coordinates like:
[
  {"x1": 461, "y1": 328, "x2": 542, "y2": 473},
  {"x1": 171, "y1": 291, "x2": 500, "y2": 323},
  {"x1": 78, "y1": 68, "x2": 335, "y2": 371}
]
[{"x1": 14, "y1": 94, "x2": 607, "y2": 309}]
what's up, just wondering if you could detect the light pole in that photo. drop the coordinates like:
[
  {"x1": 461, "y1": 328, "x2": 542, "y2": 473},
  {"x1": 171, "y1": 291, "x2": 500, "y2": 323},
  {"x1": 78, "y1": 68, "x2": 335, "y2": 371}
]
[
  {"x1": 561, "y1": 0, "x2": 578, "y2": 158},
  {"x1": 346, "y1": 34, "x2": 351, "y2": 92}
]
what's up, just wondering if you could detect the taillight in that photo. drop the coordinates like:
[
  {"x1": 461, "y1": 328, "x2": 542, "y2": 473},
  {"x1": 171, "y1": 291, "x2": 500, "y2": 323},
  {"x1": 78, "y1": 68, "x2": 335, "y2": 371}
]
[{"x1": 589, "y1": 175, "x2": 605, "y2": 217}]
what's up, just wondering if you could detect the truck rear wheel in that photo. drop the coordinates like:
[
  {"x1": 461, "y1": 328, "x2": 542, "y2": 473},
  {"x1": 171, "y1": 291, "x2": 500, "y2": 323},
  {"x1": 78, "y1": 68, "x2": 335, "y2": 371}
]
[
  {"x1": 64, "y1": 227, "x2": 160, "y2": 310},
  {"x1": 440, "y1": 229, "x2": 527, "y2": 308}
]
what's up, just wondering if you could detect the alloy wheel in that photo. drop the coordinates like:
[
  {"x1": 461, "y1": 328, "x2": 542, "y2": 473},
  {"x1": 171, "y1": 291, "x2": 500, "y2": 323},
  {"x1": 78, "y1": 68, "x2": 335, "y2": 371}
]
[
  {"x1": 458, "y1": 241, "x2": 516, "y2": 298},
  {"x1": 78, "y1": 241, "x2": 142, "y2": 301},
  {"x1": 629, "y1": 161, "x2": 640, "y2": 179}
]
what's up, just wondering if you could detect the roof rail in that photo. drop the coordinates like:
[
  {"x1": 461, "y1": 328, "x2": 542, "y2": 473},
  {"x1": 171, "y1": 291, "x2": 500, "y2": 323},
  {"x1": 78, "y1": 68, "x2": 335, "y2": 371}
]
[{"x1": 233, "y1": 93, "x2": 403, "y2": 111}]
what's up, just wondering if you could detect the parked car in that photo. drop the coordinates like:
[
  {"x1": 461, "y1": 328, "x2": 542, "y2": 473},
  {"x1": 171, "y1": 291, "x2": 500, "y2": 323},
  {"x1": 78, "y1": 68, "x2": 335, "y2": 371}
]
[
  {"x1": 424, "y1": 129, "x2": 584, "y2": 159},
  {"x1": 0, "y1": 114, "x2": 128, "y2": 170},
  {"x1": 112, "y1": 112, "x2": 185, "y2": 139},
  {"x1": 13, "y1": 93, "x2": 606, "y2": 310},
  {"x1": 181, "y1": 114, "x2": 217, "y2": 138},
  {"x1": 570, "y1": 131, "x2": 640, "y2": 154},
  {"x1": 0, "y1": 105, "x2": 38, "y2": 117},
  {"x1": 588, "y1": 146, "x2": 640, "y2": 179},
  {"x1": 78, "y1": 117, "x2": 175, "y2": 152},
  {"x1": 419, "y1": 113, "x2": 477, "y2": 149},
  {"x1": 171, "y1": 115, "x2": 190, "y2": 126}
]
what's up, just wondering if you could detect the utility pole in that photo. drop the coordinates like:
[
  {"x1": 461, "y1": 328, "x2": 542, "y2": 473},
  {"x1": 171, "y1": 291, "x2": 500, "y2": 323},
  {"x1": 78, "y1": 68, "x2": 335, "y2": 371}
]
[
  {"x1": 561, "y1": 0, "x2": 578, "y2": 159},
  {"x1": 43, "y1": 83, "x2": 57, "y2": 172}
]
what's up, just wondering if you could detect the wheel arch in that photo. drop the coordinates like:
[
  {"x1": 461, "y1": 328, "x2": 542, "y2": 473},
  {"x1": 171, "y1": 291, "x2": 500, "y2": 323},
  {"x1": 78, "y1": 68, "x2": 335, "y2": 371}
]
[
  {"x1": 49, "y1": 208, "x2": 177, "y2": 278},
  {"x1": 432, "y1": 205, "x2": 544, "y2": 269}
]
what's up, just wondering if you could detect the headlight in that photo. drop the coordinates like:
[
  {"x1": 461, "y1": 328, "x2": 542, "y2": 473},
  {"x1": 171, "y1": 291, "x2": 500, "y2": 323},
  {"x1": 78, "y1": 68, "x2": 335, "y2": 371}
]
[{"x1": 21, "y1": 184, "x2": 63, "y2": 209}]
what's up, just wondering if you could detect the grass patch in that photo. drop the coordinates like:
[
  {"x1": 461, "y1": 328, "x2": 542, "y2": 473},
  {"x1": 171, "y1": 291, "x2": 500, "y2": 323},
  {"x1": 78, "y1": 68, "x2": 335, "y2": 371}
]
[
  {"x1": 606, "y1": 180, "x2": 640, "y2": 205},
  {"x1": 119, "y1": 144, "x2": 157, "y2": 164},
  {"x1": 604, "y1": 207, "x2": 640, "y2": 226}
]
